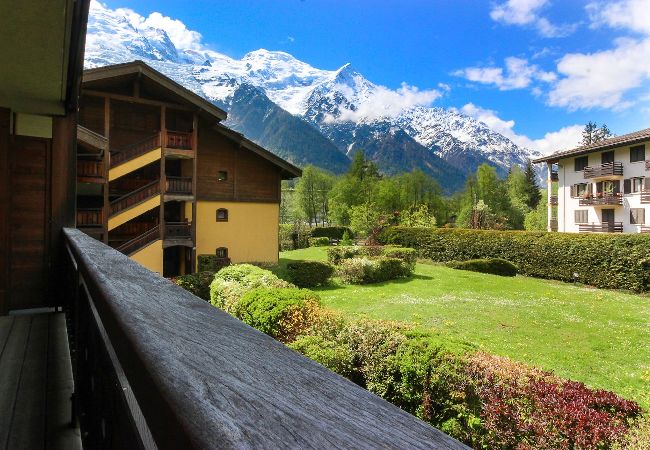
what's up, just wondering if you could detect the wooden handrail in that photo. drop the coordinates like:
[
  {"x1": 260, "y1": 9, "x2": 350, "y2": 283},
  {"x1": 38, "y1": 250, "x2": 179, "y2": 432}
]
[
  {"x1": 578, "y1": 222, "x2": 624, "y2": 233},
  {"x1": 583, "y1": 161, "x2": 623, "y2": 179},
  {"x1": 109, "y1": 180, "x2": 160, "y2": 216},
  {"x1": 115, "y1": 225, "x2": 160, "y2": 255},
  {"x1": 164, "y1": 221, "x2": 191, "y2": 239},
  {"x1": 62, "y1": 228, "x2": 467, "y2": 449},
  {"x1": 165, "y1": 131, "x2": 192, "y2": 150},
  {"x1": 110, "y1": 133, "x2": 161, "y2": 167},
  {"x1": 578, "y1": 193, "x2": 623, "y2": 206}
]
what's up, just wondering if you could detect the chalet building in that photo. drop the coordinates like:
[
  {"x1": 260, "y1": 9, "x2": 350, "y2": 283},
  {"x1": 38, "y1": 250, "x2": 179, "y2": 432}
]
[
  {"x1": 76, "y1": 61, "x2": 300, "y2": 276},
  {"x1": 0, "y1": 1, "x2": 465, "y2": 448},
  {"x1": 534, "y1": 128, "x2": 650, "y2": 233}
]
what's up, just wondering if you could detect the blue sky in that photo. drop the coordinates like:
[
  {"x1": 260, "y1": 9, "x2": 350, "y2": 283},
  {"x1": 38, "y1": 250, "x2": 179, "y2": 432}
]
[{"x1": 101, "y1": 0, "x2": 650, "y2": 153}]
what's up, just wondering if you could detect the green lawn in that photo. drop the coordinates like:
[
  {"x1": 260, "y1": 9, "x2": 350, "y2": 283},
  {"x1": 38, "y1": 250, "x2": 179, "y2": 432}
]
[{"x1": 278, "y1": 247, "x2": 650, "y2": 409}]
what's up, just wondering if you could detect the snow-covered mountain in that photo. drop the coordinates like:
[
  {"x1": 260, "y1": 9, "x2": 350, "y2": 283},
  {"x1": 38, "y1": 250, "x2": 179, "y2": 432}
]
[{"x1": 84, "y1": 1, "x2": 540, "y2": 191}]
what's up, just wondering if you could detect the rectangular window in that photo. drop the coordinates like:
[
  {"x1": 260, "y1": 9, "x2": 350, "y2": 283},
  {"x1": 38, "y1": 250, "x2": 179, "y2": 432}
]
[
  {"x1": 575, "y1": 155, "x2": 589, "y2": 171},
  {"x1": 632, "y1": 177, "x2": 644, "y2": 193},
  {"x1": 575, "y1": 210, "x2": 588, "y2": 224},
  {"x1": 631, "y1": 208, "x2": 645, "y2": 225},
  {"x1": 630, "y1": 144, "x2": 645, "y2": 163},
  {"x1": 601, "y1": 151, "x2": 614, "y2": 164},
  {"x1": 571, "y1": 183, "x2": 590, "y2": 197},
  {"x1": 217, "y1": 170, "x2": 228, "y2": 181}
]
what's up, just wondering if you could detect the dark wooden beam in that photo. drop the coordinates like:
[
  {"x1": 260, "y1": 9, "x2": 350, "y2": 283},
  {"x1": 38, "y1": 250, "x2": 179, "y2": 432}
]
[{"x1": 84, "y1": 90, "x2": 194, "y2": 112}]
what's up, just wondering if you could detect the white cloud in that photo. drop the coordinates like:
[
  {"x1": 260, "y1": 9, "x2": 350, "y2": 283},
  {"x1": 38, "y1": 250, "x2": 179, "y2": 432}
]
[
  {"x1": 287, "y1": 36, "x2": 295, "y2": 43},
  {"x1": 490, "y1": 0, "x2": 575, "y2": 37},
  {"x1": 587, "y1": 0, "x2": 650, "y2": 36},
  {"x1": 112, "y1": 4, "x2": 204, "y2": 50},
  {"x1": 455, "y1": 57, "x2": 556, "y2": 90},
  {"x1": 335, "y1": 83, "x2": 443, "y2": 122},
  {"x1": 460, "y1": 103, "x2": 582, "y2": 154}
]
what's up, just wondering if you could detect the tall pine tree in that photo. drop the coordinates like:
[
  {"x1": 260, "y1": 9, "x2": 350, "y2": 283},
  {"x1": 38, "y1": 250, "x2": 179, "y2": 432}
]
[{"x1": 523, "y1": 160, "x2": 541, "y2": 209}]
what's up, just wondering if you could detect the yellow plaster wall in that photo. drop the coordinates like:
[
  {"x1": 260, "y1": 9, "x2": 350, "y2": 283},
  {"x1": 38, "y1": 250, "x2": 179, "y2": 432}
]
[
  {"x1": 108, "y1": 195, "x2": 161, "y2": 230},
  {"x1": 130, "y1": 240, "x2": 163, "y2": 275},
  {"x1": 109, "y1": 147, "x2": 161, "y2": 181},
  {"x1": 195, "y1": 201, "x2": 279, "y2": 264}
]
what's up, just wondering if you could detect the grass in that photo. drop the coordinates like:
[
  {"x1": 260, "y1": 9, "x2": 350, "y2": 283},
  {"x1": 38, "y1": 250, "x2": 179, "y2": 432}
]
[{"x1": 277, "y1": 247, "x2": 650, "y2": 409}]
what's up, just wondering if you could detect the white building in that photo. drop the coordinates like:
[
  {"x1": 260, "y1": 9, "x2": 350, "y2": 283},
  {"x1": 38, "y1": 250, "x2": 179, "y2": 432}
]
[{"x1": 533, "y1": 128, "x2": 650, "y2": 233}]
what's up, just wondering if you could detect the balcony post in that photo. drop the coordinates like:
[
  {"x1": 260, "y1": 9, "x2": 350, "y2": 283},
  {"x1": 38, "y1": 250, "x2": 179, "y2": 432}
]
[
  {"x1": 547, "y1": 162, "x2": 553, "y2": 232},
  {"x1": 160, "y1": 106, "x2": 166, "y2": 241},
  {"x1": 191, "y1": 113, "x2": 198, "y2": 273},
  {"x1": 102, "y1": 97, "x2": 110, "y2": 243}
]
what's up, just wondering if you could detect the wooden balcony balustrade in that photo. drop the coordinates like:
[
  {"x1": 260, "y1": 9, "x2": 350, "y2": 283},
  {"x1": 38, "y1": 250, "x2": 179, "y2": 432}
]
[
  {"x1": 114, "y1": 225, "x2": 160, "y2": 255},
  {"x1": 578, "y1": 222, "x2": 624, "y2": 233},
  {"x1": 549, "y1": 195, "x2": 558, "y2": 205},
  {"x1": 640, "y1": 189, "x2": 650, "y2": 204},
  {"x1": 77, "y1": 159, "x2": 105, "y2": 180},
  {"x1": 640, "y1": 225, "x2": 650, "y2": 233},
  {"x1": 645, "y1": 160, "x2": 650, "y2": 171},
  {"x1": 165, "y1": 131, "x2": 193, "y2": 150},
  {"x1": 578, "y1": 193, "x2": 623, "y2": 206},
  {"x1": 165, "y1": 176, "x2": 192, "y2": 195},
  {"x1": 109, "y1": 180, "x2": 160, "y2": 216},
  {"x1": 110, "y1": 133, "x2": 161, "y2": 167},
  {"x1": 111, "y1": 221, "x2": 159, "y2": 239},
  {"x1": 62, "y1": 229, "x2": 467, "y2": 449},
  {"x1": 165, "y1": 221, "x2": 191, "y2": 239},
  {"x1": 549, "y1": 218, "x2": 558, "y2": 231},
  {"x1": 550, "y1": 171, "x2": 559, "y2": 182},
  {"x1": 583, "y1": 161, "x2": 623, "y2": 179},
  {"x1": 77, "y1": 208, "x2": 103, "y2": 227}
]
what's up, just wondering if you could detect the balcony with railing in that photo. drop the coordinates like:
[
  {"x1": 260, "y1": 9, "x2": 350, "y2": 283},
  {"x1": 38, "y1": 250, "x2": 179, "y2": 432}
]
[
  {"x1": 165, "y1": 130, "x2": 193, "y2": 150},
  {"x1": 165, "y1": 176, "x2": 192, "y2": 196},
  {"x1": 578, "y1": 193, "x2": 623, "y2": 206},
  {"x1": 77, "y1": 208, "x2": 103, "y2": 227},
  {"x1": 549, "y1": 195, "x2": 558, "y2": 206},
  {"x1": 549, "y1": 218, "x2": 558, "y2": 231},
  {"x1": 62, "y1": 229, "x2": 466, "y2": 449},
  {"x1": 578, "y1": 222, "x2": 624, "y2": 233},
  {"x1": 109, "y1": 180, "x2": 160, "y2": 216},
  {"x1": 110, "y1": 133, "x2": 162, "y2": 168},
  {"x1": 640, "y1": 189, "x2": 650, "y2": 204},
  {"x1": 77, "y1": 159, "x2": 105, "y2": 182},
  {"x1": 583, "y1": 161, "x2": 623, "y2": 179},
  {"x1": 550, "y1": 170, "x2": 559, "y2": 182},
  {"x1": 165, "y1": 221, "x2": 191, "y2": 239}
]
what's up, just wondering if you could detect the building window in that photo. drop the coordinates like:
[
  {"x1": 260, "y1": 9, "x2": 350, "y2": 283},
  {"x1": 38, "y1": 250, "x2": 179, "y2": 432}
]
[
  {"x1": 218, "y1": 170, "x2": 228, "y2": 181},
  {"x1": 625, "y1": 177, "x2": 645, "y2": 194},
  {"x1": 216, "y1": 247, "x2": 228, "y2": 258},
  {"x1": 216, "y1": 208, "x2": 228, "y2": 222},
  {"x1": 631, "y1": 208, "x2": 645, "y2": 225},
  {"x1": 575, "y1": 210, "x2": 588, "y2": 224},
  {"x1": 571, "y1": 183, "x2": 590, "y2": 198},
  {"x1": 575, "y1": 155, "x2": 588, "y2": 171},
  {"x1": 630, "y1": 144, "x2": 645, "y2": 163},
  {"x1": 597, "y1": 180, "x2": 619, "y2": 195},
  {"x1": 601, "y1": 151, "x2": 614, "y2": 164}
]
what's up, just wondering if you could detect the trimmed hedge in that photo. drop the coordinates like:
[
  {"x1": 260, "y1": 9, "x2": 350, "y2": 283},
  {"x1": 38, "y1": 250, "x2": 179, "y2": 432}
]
[
  {"x1": 447, "y1": 258, "x2": 518, "y2": 277},
  {"x1": 327, "y1": 245, "x2": 409, "y2": 265},
  {"x1": 308, "y1": 237, "x2": 330, "y2": 247},
  {"x1": 173, "y1": 271, "x2": 215, "y2": 301},
  {"x1": 383, "y1": 247, "x2": 417, "y2": 270},
  {"x1": 286, "y1": 260, "x2": 334, "y2": 287},
  {"x1": 337, "y1": 257, "x2": 413, "y2": 284},
  {"x1": 380, "y1": 227, "x2": 650, "y2": 291},
  {"x1": 311, "y1": 226, "x2": 354, "y2": 240},
  {"x1": 198, "y1": 254, "x2": 230, "y2": 272}
]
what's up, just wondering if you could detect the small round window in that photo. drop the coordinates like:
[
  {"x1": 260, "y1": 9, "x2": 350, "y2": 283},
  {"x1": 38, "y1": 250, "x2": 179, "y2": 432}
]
[{"x1": 216, "y1": 208, "x2": 228, "y2": 222}]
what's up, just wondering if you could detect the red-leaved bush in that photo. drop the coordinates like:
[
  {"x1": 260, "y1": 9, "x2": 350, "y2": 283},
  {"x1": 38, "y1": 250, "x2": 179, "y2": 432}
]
[{"x1": 463, "y1": 353, "x2": 641, "y2": 449}]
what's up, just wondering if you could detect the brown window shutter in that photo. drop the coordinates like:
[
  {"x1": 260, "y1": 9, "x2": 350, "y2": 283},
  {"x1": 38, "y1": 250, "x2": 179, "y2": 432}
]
[
  {"x1": 624, "y1": 179, "x2": 631, "y2": 194},
  {"x1": 596, "y1": 181, "x2": 603, "y2": 193}
]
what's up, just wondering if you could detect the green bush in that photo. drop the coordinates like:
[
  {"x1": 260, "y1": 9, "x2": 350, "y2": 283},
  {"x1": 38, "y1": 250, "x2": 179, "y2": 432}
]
[
  {"x1": 209, "y1": 264, "x2": 293, "y2": 312},
  {"x1": 279, "y1": 224, "x2": 311, "y2": 251},
  {"x1": 286, "y1": 260, "x2": 334, "y2": 288},
  {"x1": 197, "y1": 254, "x2": 230, "y2": 272},
  {"x1": 447, "y1": 258, "x2": 518, "y2": 277},
  {"x1": 289, "y1": 335, "x2": 355, "y2": 378},
  {"x1": 382, "y1": 247, "x2": 417, "y2": 270},
  {"x1": 381, "y1": 227, "x2": 650, "y2": 291},
  {"x1": 233, "y1": 287, "x2": 320, "y2": 342},
  {"x1": 336, "y1": 257, "x2": 413, "y2": 284},
  {"x1": 327, "y1": 246, "x2": 363, "y2": 264},
  {"x1": 310, "y1": 226, "x2": 354, "y2": 240},
  {"x1": 173, "y1": 271, "x2": 215, "y2": 301},
  {"x1": 341, "y1": 230, "x2": 353, "y2": 246},
  {"x1": 308, "y1": 236, "x2": 330, "y2": 247},
  {"x1": 326, "y1": 245, "x2": 403, "y2": 264}
]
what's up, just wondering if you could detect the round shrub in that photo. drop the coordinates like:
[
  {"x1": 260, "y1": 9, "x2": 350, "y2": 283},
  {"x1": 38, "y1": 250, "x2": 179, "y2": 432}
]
[
  {"x1": 371, "y1": 257, "x2": 412, "y2": 282},
  {"x1": 446, "y1": 258, "x2": 518, "y2": 277},
  {"x1": 336, "y1": 257, "x2": 413, "y2": 284},
  {"x1": 327, "y1": 246, "x2": 362, "y2": 264},
  {"x1": 173, "y1": 271, "x2": 215, "y2": 301},
  {"x1": 308, "y1": 236, "x2": 330, "y2": 247},
  {"x1": 382, "y1": 247, "x2": 417, "y2": 270},
  {"x1": 289, "y1": 335, "x2": 355, "y2": 378},
  {"x1": 233, "y1": 287, "x2": 321, "y2": 342},
  {"x1": 286, "y1": 260, "x2": 334, "y2": 288},
  {"x1": 209, "y1": 264, "x2": 294, "y2": 312},
  {"x1": 337, "y1": 257, "x2": 375, "y2": 284}
]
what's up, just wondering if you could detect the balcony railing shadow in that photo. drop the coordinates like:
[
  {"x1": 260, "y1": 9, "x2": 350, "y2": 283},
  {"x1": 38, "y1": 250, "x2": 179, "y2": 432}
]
[{"x1": 62, "y1": 228, "x2": 467, "y2": 449}]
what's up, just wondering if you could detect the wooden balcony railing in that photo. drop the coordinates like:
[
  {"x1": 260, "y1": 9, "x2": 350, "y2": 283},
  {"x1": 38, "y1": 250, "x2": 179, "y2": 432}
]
[
  {"x1": 110, "y1": 133, "x2": 161, "y2": 167},
  {"x1": 549, "y1": 195, "x2": 558, "y2": 206},
  {"x1": 645, "y1": 160, "x2": 650, "y2": 171},
  {"x1": 583, "y1": 161, "x2": 623, "y2": 179},
  {"x1": 640, "y1": 189, "x2": 650, "y2": 204},
  {"x1": 165, "y1": 176, "x2": 192, "y2": 195},
  {"x1": 62, "y1": 228, "x2": 467, "y2": 449},
  {"x1": 640, "y1": 225, "x2": 650, "y2": 233},
  {"x1": 164, "y1": 221, "x2": 191, "y2": 239},
  {"x1": 77, "y1": 208, "x2": 103, "y2": 227},
  {"x1": 578, "y1": 222, "x2": 624, "y2": 233},
  {"x1": 115, "y1": 225, "x2": 160, "y2": 255},
  {"x1": 109, "y1": 180, "x2": 160, "y2": 216},
  {"x1": 165, "y1": 131, "x2": 192, "y2": 150},
  {"x1": 77, "y1": 159, "x2": 105, "y2": 180},
  {"x1": 578, "y1": 193, "x2": 623, "y2": 206},
  {"x1": 550, "y1": 171, "x2": 559, "y2": 182},
  {"x1": 549, "y1": 218, "x2": 558, "y2": 232}
]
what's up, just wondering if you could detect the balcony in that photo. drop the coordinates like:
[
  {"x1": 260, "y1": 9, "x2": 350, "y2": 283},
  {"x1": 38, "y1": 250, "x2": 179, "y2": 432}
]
[
  {"x1": 165, "y1": 176, "x2": 192, "y2": 196},
  {"x1": 165, "y1": 130, "x2": 193, "y2": 150},
  {"x1": 583, "y1": 161, "x2": 623, "y2": 179},
  {"x1": 645, "y1": 160, "x2": 650, "y2": 171},
  {"x1": 578, "y1": 222, "x2": 624, "y2": 233},
  {"x1": 550, "y1": 218, "x2": 558, "y2": 231},
  {"x1": 550, "y1": 171, "x2": 559, "y2": 182},
  {"x1": 165, "y1": 221, "x2": 191, "y2": 239},
  {"x1": 640, "y1": 226, "x2": 650, "y2": 233},
  {"x1": 77, "y1": 208, "x2": 103, "y2": 227},
  {"x1": 77, "y1": 159, "x2": 105, "y2": 182},
  {"x1": 578, "y1": 193, "x2": 623, "y2": 206},
  {"x1": 62, "y1": 229, "x2": 466, "y2": 448},
  {"x1": 549, "y1": 195, "x2": 558, "y2": 206},
  {"x1": 641, "y1": 189, "x2": 650, "y2": 204}
]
